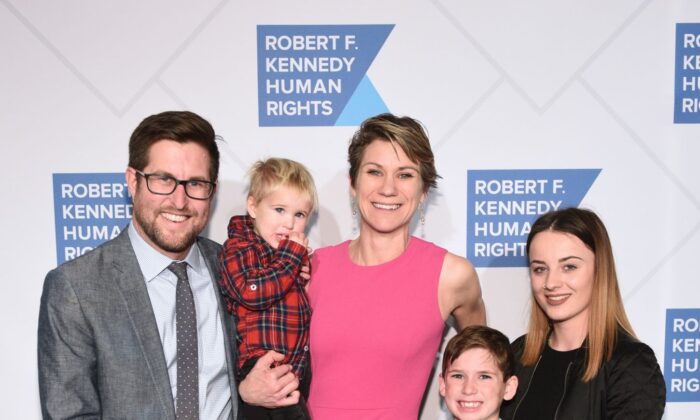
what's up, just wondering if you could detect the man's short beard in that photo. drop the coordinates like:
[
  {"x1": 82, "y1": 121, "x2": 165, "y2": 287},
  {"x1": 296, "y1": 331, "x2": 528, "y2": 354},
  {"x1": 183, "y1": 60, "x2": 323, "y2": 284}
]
[{"x1": 133, "y1": 209, "x2": 199, "y2": 254}]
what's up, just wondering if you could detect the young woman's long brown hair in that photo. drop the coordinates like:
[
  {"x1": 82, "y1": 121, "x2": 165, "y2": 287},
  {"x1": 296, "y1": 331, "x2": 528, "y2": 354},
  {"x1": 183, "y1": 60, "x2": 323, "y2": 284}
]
[{"x1": 521, "y1": 208, "x2": 635, "y2": 381}]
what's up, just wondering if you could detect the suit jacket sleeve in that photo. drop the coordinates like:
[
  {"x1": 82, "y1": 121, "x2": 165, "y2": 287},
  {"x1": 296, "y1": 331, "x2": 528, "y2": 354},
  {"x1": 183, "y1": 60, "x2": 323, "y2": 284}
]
[
  {"x1": 606, "y1": 340, "x2": 666, "y2": 420},
  {"x1": 38, "y1": 268, "x2": 100, "y2": 420}
]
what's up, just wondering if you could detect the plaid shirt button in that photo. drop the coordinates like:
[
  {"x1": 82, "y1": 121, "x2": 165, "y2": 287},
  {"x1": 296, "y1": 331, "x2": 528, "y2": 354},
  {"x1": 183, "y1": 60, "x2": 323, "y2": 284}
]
[{"x1": 250, "y1": 284, "x2": 257, "y2": 291}]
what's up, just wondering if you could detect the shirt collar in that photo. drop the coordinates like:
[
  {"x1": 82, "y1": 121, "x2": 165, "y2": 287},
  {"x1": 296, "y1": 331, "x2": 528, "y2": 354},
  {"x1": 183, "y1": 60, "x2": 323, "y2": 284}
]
[{"x1": 127, "y1": 222, "x2": 205, "y2": 283}]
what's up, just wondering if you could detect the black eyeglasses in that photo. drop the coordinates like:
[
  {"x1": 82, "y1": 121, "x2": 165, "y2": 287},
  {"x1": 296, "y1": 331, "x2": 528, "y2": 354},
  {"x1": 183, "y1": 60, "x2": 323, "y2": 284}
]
[{"x1": 134, "y1": 169, "x2": 215, "y2": 200}]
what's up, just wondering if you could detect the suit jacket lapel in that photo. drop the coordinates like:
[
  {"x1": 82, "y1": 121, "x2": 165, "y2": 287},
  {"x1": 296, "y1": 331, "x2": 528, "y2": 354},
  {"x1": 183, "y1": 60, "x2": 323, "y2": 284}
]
[
  {"x1": 198, "y1": 237, "x2": 239, "y2": 420},
  {"x1": 110, "y1": 229, "x2": 176, "y2": 419}
]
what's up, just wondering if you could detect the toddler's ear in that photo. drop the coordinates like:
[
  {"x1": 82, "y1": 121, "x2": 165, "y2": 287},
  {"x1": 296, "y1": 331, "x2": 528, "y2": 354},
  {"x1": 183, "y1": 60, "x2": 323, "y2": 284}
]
[
  {"x1": 503, "y1": 375, "x2": 518, "y2": 401},
  {"x1": 246, "y1": 196, "x2": 257, "y2": 218},
  {"x1": 438, "y1": 374, "x2": 446, "y2": 398}
]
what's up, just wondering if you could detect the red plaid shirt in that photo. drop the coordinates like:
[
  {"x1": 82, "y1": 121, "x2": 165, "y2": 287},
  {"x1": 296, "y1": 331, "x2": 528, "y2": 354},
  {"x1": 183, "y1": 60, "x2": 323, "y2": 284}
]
[{"x1": 219, "y1": 215, "x2": 311, "y2": 378}]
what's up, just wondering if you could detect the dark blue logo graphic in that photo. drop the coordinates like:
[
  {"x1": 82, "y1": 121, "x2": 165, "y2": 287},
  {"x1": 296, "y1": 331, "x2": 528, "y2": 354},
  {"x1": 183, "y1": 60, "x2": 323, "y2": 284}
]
[
  {"x1": 665, "y1": 308, "x2": 700, "y2": 401},
  {"x1": 467, "y1": 169, "x2": 600, "y2": 268},
  {"x1": 53, "y1": 173, "x2": 132, "y2": 264},
  {"x1": 675, "y1": 23, "x2": 700, "y2": 123},
  {"x1": 257, "y1": 24, "x2": 393, "y2": 127}
]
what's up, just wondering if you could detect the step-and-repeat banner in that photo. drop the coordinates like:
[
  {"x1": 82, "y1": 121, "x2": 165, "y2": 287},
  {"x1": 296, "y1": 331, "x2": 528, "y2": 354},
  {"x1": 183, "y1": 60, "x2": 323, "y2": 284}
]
[{"x1": 3, "y1": 1, "x2": 698, "y2": 418}]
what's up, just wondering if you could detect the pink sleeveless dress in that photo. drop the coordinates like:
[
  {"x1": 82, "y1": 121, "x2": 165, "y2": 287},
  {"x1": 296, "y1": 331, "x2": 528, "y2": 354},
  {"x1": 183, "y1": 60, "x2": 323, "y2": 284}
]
[{"x1": 307, "y1": 237, "x2": 447, "y2": 419}]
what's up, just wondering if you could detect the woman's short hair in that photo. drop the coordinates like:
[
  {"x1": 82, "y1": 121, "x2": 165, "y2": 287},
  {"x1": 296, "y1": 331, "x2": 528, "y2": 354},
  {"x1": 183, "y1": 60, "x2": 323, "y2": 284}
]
[
  {"x1": 521, "y1": 207, "x2": 635, "y2": 381},
  {"x1": 348, "y1": 113, "x2": 439, "y2": 193}
]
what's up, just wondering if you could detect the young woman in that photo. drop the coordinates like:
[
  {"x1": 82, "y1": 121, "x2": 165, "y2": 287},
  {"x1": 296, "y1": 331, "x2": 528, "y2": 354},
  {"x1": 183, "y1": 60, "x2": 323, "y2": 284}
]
[
  {"x1": 500, "y1": 208, "x2": 665, "y2": 420},
  {"x1": 307, "y1": 114, "x2": 486, "y2": 419}
]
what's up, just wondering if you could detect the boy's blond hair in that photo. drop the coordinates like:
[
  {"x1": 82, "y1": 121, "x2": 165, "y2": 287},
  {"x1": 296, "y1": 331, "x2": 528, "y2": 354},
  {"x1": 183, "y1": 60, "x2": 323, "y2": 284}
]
[{"x1": 247, "y1": 158, "x2": 318, "y2": 212}]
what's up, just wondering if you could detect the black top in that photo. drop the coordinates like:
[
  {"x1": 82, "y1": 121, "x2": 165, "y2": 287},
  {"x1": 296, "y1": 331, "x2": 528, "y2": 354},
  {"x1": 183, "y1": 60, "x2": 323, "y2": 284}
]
[
  {"x1": 501, "y1": 330, "x2": 666, "y2": 420},
  {"x1": 514, "y1": 344, "x2": 580, "y2": 420}
]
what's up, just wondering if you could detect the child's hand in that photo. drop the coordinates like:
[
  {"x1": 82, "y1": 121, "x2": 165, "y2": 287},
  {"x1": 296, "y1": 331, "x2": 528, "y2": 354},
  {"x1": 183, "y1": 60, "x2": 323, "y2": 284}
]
[
  {"x1": 299, "y1": 264, "x2": 310, "y2": 281},
  {"x1": 287, "y1": 231, "x2": 308, "y2": 247}
]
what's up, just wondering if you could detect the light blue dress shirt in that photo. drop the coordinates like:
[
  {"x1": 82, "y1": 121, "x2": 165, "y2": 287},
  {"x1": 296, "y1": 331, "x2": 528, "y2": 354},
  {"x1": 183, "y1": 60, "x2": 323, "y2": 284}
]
[{"x1": 128, "y1": 223, "x2": 231, "y2": 420}]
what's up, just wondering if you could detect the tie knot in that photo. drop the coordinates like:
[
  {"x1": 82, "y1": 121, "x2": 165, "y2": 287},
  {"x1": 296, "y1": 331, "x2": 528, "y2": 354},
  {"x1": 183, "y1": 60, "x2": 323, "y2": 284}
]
[{"x1": 167, "y1": 261, "x2": 189, "y2": 281}]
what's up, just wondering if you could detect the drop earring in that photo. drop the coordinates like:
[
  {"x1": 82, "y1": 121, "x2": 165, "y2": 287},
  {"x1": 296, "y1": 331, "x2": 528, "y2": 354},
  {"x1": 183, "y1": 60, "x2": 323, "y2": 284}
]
[
  {"x1": 351, "y1": 199, "x2": 359, "y2": 236},
  {"x1": 419, "y1": 202, "x2": 426, "y2": 238}
]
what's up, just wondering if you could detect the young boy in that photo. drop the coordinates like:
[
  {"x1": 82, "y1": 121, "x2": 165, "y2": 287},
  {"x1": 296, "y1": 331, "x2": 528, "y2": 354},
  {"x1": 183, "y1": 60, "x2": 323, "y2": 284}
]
[
  {"x1": 439, "y1": 325, "x2": 519, "y2": 420},
  {"x1": 219, "y1": 158, "x2": 317, "y2": 419}
]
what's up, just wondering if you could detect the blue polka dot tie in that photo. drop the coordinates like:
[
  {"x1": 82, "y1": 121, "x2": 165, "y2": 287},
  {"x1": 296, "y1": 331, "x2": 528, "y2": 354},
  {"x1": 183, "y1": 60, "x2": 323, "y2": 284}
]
[{"x1": 168, "y1": 262, "x2": 199, "y2": 420}]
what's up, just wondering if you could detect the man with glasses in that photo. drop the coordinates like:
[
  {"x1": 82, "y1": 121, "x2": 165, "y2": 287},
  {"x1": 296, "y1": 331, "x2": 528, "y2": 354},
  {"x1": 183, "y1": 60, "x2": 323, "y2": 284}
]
[{"x1": 38, "y1": 111, "x2": 300, "y2": 419}]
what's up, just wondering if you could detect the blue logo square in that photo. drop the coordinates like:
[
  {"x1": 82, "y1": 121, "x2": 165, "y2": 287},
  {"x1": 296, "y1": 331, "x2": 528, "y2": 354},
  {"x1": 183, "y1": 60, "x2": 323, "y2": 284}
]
[
  {"x1": 53, "y1": 173, "x2": 132, "y2": 264},
  {"x1": 665, "y1": 308, "x2": 700, "y2": 402},
  {"x1": 674, "y1": 23, "x2": 700, "y2": 123}
]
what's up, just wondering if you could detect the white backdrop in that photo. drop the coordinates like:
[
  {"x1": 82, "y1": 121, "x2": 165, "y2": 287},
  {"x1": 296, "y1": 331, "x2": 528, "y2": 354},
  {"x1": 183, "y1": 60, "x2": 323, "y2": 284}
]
[{"x1": 2, "y1": 1, "x2": 699, "y2": 418}]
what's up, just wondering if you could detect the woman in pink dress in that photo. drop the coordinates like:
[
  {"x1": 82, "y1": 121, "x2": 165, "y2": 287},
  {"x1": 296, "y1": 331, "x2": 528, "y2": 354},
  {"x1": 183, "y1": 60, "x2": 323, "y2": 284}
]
[{"x1": 307, "y1": 113, "x2": 486, "y2": 419}]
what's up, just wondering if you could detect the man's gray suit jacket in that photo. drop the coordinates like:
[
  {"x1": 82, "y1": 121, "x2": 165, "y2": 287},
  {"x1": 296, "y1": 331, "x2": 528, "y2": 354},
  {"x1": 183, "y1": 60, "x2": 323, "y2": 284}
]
[{"x1": 38, "y1": 228, "x2": 239, "y2": 419}]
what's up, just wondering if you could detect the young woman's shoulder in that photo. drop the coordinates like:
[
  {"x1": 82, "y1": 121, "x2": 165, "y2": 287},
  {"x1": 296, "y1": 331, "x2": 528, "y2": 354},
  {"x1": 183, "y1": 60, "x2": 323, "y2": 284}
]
[
  {"x1": 610, "y1": 331, "x2": 661, "y2": 372},
  {"x1": 511, "y1": 334, "x2": 527, "y2": 352},
  {"x1": 605, "y1": 332, "x2": 666, "y2": 417}
]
